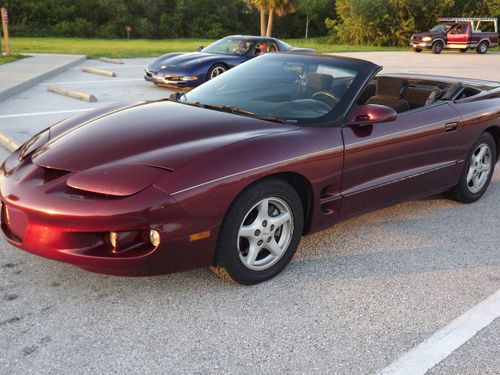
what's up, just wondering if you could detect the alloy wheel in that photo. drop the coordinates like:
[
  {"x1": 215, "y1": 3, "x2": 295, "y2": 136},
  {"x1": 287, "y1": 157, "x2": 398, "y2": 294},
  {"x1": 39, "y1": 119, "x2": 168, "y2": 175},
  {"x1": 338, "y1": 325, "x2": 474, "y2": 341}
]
[
  {"x1": 210, "y1": 66, "x2": 226, "y2": 79},
  {"x1": 467, "y1": 143, "x2": 492, "y2": 193},
  {"x1": 237, "y1": 197, "x2": 294, "y2": 271}
]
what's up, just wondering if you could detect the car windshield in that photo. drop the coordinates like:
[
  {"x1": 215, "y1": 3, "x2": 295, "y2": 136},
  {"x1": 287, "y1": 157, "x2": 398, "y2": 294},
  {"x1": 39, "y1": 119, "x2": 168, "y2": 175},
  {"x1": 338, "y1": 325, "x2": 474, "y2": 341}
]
[
  {"x1": 430, "y1": 24, "x2": 451, "y2": 33},
  {"x1": 276, "y1": 39, "x2": 293, "y2": 51},
  {"x1": 203, "y1": 38, "x2": 253, "y2": 56},
  {"x1": 180, "y1": 54, "x2": 369, "y2": 125}
]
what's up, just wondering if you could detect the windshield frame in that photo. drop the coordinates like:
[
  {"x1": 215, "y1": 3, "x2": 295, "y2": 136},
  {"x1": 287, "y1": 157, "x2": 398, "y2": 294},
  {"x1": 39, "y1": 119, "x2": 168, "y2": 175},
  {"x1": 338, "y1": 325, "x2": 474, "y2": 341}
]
[
  {"x1": 430, "y1": 24, "x2": 452, "y2": 33},
  {"x1": 275, "y1": 39, "x2": 293, "y2": 51}
]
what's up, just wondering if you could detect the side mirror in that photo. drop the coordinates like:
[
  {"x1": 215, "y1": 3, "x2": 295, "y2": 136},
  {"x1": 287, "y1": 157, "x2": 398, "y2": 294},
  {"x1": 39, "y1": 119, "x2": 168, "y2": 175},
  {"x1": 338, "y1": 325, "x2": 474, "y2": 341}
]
[
  {"x1": 197, "y1": 45, "x2": 204, "y2": 51},
  {"x1": 169, "y1": 92, "x2": 181, "y2": 101},
  {"x1": 347, "y1": 104, "x2": 397, "y2": 126}
]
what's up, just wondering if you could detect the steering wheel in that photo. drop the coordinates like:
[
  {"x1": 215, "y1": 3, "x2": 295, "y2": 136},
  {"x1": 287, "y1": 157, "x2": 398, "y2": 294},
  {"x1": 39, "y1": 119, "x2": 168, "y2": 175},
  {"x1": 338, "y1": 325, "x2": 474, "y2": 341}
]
[{"x1": 312, "y1": 91, "x2": 339, "y2": 107}]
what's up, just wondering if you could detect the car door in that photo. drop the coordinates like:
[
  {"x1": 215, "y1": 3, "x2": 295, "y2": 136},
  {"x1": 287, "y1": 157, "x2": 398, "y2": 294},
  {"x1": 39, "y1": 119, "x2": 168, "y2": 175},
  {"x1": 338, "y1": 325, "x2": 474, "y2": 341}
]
[
  {"x1": 340, "y1": 102, "x2": 463, "y2": 219},
  {"x1": 447, "y1": 23, "x2": 470, "y2": 48}
]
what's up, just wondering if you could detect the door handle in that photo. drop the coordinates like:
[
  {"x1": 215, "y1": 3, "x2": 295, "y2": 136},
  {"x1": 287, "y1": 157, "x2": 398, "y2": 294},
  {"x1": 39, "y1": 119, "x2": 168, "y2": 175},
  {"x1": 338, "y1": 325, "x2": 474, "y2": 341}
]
[{"x1": 445, "y1": 121, "x2": 459, "y2": 132}]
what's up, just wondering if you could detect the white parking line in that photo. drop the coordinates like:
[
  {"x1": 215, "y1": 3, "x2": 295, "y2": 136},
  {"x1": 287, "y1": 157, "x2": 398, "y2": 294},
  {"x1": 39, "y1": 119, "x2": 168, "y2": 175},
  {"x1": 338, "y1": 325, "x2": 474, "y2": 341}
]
[
  {"x1": 71, "y1": 64, "x2": 146, "y2": 70},
  {"x1": 41, "y1": 79, "x2": 143, "y2": 86},
  {"x1": 0, "y1": 108, "x2": 93, "y2": 119},
  {"x1": 377, "y1": 289, "x2": 500, "y2": 375}
]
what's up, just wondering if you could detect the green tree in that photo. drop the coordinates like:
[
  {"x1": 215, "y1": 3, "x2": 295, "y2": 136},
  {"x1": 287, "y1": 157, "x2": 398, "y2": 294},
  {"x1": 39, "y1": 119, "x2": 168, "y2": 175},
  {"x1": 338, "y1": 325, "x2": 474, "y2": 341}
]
[
  {"x1": 250, "y1": 0, "x2": 297, "y2": 36},
  {"x1": 407, "y1": 0, "x2": 459, "y2": 32},
  {"x1": 298, "y1": 0, "x2": 330, "y2": 38},
  {"x1": 266, "y1": 0, "x2": 297, "y2": 36},
  {"x1": 328, "y1": 0, "x2": 499, "y2": 46}
]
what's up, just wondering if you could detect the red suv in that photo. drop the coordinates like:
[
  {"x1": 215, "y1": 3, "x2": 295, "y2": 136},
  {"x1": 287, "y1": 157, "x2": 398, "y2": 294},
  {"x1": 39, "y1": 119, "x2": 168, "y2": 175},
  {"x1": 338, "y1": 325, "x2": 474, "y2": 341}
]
[{"x1": 410, "y1": 17, "x2": 499, "y2": 54}]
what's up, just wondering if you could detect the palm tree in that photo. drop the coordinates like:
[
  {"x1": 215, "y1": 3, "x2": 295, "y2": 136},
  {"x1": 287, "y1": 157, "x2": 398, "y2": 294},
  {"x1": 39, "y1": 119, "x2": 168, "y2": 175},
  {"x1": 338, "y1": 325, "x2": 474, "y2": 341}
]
[
  {"x1": 249, "y1": 0, "x2": 296, "y2": 37},
  {"x1": 265, "y1": 0, "x2": 296, "y2": 36},
  {"x1": 249, "y1": 0, "x2": 271, "y2": 36}
]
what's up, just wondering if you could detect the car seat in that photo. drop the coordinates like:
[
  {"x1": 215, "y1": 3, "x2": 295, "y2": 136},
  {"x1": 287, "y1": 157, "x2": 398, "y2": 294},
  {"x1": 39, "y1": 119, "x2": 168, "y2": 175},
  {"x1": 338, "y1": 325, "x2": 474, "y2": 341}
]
[
  {"x1": 304, "y1": 73, "x2": 334, "y2": 97},
  {"x1": 404, "y1": 87, "x2": 436, "y2": 109},
  {"x1": 366, "y1": 77, "x2": 410, "y2": 113}
]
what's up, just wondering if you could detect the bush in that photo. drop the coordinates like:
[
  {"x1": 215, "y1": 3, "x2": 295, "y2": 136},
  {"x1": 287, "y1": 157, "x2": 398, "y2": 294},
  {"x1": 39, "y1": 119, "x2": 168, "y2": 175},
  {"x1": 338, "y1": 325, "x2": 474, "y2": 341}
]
[{"x1": 53, "y1": 18, "x2": 95, "y2": 38}]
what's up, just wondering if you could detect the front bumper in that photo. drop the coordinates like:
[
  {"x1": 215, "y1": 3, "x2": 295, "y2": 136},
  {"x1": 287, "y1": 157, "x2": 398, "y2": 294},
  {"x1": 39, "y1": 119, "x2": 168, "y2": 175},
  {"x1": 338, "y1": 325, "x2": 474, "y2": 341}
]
[
  {"x1": 411, "y1": 42, "x2": 432, "y2": 48},
  {"x1": 0, "y1": 152, "x2": 218, "y2": 276},
  {"x1": 144, "y1": 69, "x2": 201, "y2": 88}
]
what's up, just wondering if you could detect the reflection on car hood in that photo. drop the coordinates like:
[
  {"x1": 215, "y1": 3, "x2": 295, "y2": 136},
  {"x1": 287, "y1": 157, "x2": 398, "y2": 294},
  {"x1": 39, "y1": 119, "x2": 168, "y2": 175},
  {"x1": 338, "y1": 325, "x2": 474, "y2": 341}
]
[{"x1": 32, "y1": 101, "x2": 295, "y2": 172}]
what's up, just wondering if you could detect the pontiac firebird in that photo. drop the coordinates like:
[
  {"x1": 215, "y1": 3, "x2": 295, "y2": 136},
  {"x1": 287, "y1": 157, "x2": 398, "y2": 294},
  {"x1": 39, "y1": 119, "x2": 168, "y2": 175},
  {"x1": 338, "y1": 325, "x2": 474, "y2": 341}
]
[{"x1": 1, "y1": 53, "x2": 499, "y2": 285}]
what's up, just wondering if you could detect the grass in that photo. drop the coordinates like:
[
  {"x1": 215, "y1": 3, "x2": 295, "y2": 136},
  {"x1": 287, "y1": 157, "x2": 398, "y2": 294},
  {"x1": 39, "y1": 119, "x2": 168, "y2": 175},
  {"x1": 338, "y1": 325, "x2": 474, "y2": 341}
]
[
  {"x1": 286, "y1": 37, "x2": 405, "y2": 53},
  {"x1": 8, "y1": 36, "x2": 499, "y2": 58},
  {"x1": 0, "y1": 54, "x2": 25, "y2": 65},
  {"x1": 10, "y1": 36, "x2": 409, "y2": 58},
  {"x1": 10, "y1": 37, "x2": 217, "y2": 58}
]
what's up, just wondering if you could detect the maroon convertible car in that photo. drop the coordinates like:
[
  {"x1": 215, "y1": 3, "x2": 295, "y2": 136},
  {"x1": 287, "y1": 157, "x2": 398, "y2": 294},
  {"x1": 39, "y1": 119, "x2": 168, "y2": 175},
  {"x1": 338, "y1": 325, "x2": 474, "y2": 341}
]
[{"x1": 1, "y1": 53, "x2": 499, "y2": 284}]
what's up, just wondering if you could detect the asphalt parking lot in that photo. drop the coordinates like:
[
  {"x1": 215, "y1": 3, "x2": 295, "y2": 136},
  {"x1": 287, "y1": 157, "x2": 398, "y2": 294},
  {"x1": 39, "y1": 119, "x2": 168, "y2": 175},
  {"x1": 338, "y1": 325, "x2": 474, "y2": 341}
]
[{"x1": 0, "y1": 52, "x2": 499, "y2": 374}]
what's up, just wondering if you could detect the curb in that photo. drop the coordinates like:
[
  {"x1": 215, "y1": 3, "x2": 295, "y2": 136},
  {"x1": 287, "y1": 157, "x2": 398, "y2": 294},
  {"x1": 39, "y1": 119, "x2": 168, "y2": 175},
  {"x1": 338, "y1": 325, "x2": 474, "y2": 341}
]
[
  {"x1": 0, "y1": 54, "x2": 87, "y2": 102},
  {"x1": 0, "y1": 132, "x2": 20, "y2": 152},
  {"x1": 47, "y1": 86, "x2": 97, "y2": 102},
  {"x1": 99, "y1": 57, "x2": 123, "y2": 64},
  {"x1": 82, "y1": 66, "x2": 116, "y2": 77}
]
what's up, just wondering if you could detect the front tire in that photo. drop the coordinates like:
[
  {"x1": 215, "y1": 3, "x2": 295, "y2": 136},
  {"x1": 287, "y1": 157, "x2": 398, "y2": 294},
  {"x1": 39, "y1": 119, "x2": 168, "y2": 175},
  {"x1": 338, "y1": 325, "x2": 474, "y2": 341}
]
[
  {"x1": 476, "y1": 41, "x2": 489, "y2": 54},
  {"x1": 432, "y1": 41, "x2": 443, "y2": 54},
  {"x1": 211, "y1": 178, "x2": 304, "y2": 285},
  {"x1": 447, "y1": 132, "x2": 496, "y2": 203},
  {"x1": 207, "y1": 63, "x2": 227, "y2": 80}
]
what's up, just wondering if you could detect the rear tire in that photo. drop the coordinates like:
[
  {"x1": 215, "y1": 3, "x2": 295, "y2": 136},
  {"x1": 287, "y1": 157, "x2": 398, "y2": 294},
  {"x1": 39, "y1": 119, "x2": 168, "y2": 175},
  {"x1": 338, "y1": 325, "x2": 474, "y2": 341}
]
[
  {"x1": 432, "y1": 41, "x2": 443, "y2": 54},
  {"x1": 476, "y1": 41, "x2": 489, "y2": 54},
  {"x1": 447, "y1": 132, "x2": 496, "y2": 203},
  {"x1": 211, "y1": 178, "x2": 304, "y2": 285},
  {"x1": 460, "y1": 49, "x2": 467, "y2": 53},
  {"x1": 413, "y1": 48, "x2": 422, "y2": 53}
]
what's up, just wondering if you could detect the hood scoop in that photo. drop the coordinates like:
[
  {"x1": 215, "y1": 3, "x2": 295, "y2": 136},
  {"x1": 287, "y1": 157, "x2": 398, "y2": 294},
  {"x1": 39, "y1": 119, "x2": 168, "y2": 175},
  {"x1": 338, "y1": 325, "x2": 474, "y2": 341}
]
[{"x1": 66, "y1": 164, "x2": 167, "y2": 197}]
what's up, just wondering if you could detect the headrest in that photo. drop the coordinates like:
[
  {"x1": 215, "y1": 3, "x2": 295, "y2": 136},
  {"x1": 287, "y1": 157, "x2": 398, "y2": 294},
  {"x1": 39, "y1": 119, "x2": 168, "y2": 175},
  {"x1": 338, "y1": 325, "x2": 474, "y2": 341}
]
[
  {"x1": 376, "y1": 77, "x2": 409, "y2": 98},
  {"x1": 305, "y1": 73, "x2": 334, "y2": 91}
]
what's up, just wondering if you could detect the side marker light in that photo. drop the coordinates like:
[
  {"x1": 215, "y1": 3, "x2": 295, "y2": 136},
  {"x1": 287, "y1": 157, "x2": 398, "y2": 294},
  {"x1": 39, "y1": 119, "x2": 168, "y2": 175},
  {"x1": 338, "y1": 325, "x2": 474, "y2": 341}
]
[{"x1": 189, "y1": 231, "x2": 211, "y2": 242}]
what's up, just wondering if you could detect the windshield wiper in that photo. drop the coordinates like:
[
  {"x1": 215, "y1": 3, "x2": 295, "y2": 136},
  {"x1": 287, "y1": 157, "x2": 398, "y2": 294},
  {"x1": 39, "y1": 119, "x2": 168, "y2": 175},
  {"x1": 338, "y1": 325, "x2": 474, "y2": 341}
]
[
  {"x1": 169, "y1": 94, "x2": 288, "y2": 123},
  {"x1": 202, "y1": 104, "x2": 287, "y2": 123},
  {"x1": 168, "y1": 93, "x2": 206, "y2": 109}
]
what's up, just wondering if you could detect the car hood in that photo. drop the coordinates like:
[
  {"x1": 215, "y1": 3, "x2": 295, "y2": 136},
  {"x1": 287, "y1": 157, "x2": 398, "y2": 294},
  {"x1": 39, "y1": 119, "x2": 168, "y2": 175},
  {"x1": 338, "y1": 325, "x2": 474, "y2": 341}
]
[
  {"x1": 147, "y1": 52, "x2": 233, "y2": 71},
  {"x1": 288, "y1": 47, "x2": 315, "y2": 53},
  {"x1": 32, "y1": 101, "x2": 295, "y2": 173},
  {"x1": 412, "y1": 32, "x2": 440, "y2": 38}
]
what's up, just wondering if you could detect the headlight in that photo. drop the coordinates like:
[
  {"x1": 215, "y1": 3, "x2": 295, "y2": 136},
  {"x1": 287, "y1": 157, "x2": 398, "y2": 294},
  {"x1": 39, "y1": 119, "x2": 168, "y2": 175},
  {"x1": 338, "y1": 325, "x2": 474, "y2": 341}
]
[
  {"x1": 19, "y1": 129, "x2": 50, "y2": 160},
  {"x1": 422, "y1": 37, "x2": 432, "y2": 42},
  {"x1": 164, "y1": 76, "x2": 198, "y2": 82},
  {"x1": 108, "y1": 229, "x2": 161, "y2": 253}
]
